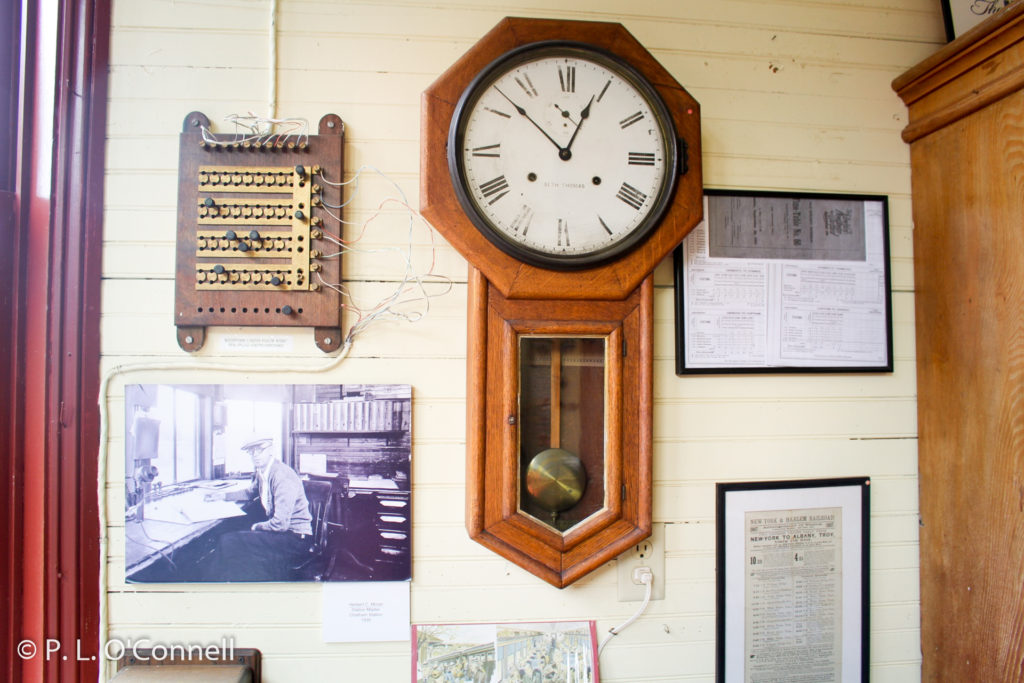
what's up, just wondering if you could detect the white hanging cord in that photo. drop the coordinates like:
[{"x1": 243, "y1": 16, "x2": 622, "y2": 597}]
[
  {"x1": 96, "y1": 163, "x2": 455, "y2": 676},
  {"x1": 598, "y1": 570, "x2": 654, "y2": 656},
  {"x1": 96, "y1": 341, "x2": 352, "y2": 681},
  {"x1": 268, "y1": 0, "x2": 278, "y2": 120}
]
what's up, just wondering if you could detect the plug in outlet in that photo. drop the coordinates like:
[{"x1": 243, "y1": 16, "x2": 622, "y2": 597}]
[{"x1": 617, "y1": 522, "x2": 665, "y2": 601}]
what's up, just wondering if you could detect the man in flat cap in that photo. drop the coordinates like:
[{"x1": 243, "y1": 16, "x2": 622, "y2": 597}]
[{"x1": 206, "y1": 435, "x2": 313, "y2": 581}]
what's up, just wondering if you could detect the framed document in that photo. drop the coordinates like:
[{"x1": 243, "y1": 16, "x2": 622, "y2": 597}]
[
  {"x1": 716, "y1": 478, "x2": 870, "y2": 683},
  {"x1": 674, "y1": 190, "x2": 892, "y2": 374},
  {"x1": 941, "y1": 0, "x2": 1015, "y2": 40}
]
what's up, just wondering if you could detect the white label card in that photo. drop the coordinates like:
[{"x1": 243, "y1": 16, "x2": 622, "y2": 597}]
[
  {"x1": 218, "y1": 334, "x2": 295, "y2": 352},
  {"x1": 322, "y1": 581, "x2": 410, "y2": 643}
]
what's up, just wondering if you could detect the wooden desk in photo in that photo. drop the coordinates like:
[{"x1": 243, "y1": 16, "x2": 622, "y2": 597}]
[{"x1": 125, "y1": 479, "x2": 250, "y2": 580}]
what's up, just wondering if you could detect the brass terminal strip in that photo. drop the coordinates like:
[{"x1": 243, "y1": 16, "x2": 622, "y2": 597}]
[
  {"x1": 197, "y1": 164, "x2": 321, "y2": 194},
  {"x1": 194, "y1": 264, "x2": 310, "y2": 291},
  {"x1": 196, "y1": 230, "x2": 299, "y2": 255},
  {"x1": 194, "y1": 164, "x2": 318, "y2": 291},
  {"x1": 196, "y1": 198, "x2": 296, "y2": 225}
]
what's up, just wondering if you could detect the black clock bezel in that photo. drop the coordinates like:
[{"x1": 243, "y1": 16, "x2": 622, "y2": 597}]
[{"x1": 447, "y1": 40, "x2": 680, "y2": 271}]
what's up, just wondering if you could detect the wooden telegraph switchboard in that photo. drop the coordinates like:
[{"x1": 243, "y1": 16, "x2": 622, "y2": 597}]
[{"x1": 174, "y1": 111, "x2": 344, "y2": 352}]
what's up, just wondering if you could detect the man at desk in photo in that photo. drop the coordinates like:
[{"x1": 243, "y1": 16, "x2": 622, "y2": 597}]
[{"x1": 205, "y1": 436, "x2": 313, "y2": 581}]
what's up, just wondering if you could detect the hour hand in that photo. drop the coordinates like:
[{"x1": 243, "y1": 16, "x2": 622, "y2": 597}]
[
  {"x1": 579, "y1": 94, "x2": 594, "y2": 121},
  {"x1": 494, "y1": 86, "x2": 565, "y2": 153},
  {"x1": 564, "y1": 95, "x2": 595, "y2": 153}
]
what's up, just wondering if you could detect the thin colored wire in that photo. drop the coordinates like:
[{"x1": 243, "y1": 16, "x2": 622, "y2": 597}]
[
  {"x1": 200, "y1": 115, "x2": 308, "y2": 147},
  {"x1": 313, "y1": 165, "x2": 454, "y2": 341},
  {"x1": 320, "y1": 207, "x2": 452, "y2": 339}
]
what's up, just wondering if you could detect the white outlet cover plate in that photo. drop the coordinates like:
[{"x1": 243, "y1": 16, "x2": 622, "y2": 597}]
[{"x1": 616, "y1": 522, "x2": 666, "y2": 601}]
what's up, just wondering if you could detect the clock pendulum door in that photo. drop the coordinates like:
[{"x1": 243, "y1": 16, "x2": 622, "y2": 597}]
[
  {"x1": 461, "y1": 271, "x2": 646, "y2": 587},
  {"x1": 520, "y1": 337, "x2": 605, "y2": 531}
]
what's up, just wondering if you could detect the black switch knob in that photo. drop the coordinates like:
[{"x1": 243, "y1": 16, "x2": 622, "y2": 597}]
[
  {"x1": 294, "y1": 165, "x2": 305, "y2": 176},
  {"x1": 224, "y1": 230, "x2": 237, "y2": 240},
  {"x1": 203, "y1": 197, "x2": 215, "y2": 207},
  {"x1": 282, "y1": 305, "x2": 293, "y2": 315},
  {"x1": 237, "y1": 242, "x2": 249, "y2": 252},
  {"x1": 270, "y1": 276, "x2": 282, "y2": 286},
  {"x1": 213, "y1": 264, "x2": 225, "y2": 274},
  {"x1": 249, "y1": 230, "x2": 261, "y2": 240},
  {"x1": 294, "y1": 210, "x2": 305, "y2": 221}
]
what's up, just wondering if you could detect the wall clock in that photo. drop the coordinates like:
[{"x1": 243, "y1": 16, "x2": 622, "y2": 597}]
[
  {"x1": 421, "y1": 17, "x2": 703, "y2": 587},
  {"x1": 448, "y1": 41, "x2": 679, "y2": 270}
]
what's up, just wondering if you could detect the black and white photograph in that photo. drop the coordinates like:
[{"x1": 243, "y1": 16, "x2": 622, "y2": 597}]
[
  {"x1": 123, "y1": 383, "x2": 411, "y2": 583},
  {"x1": 413, "y1": 621, "x2": 599, "y2": 683}
]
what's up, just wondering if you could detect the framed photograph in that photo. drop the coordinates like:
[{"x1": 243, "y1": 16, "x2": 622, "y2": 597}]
[
  {"x1": 674, "y1": 190, "x2": 892, "y2": 374},
  {"x1": 413, "y1": 620, "x2": 599, "y2": 683},
  {"x1": 123, "y1": 383, "x2": 411, "y2": 583},
  {"x1": 941, "y1": 0, "x2": 1016, "y2": 41},
  {"x1": 716, "y1": 478, "x2": 870, "y2": 683}
]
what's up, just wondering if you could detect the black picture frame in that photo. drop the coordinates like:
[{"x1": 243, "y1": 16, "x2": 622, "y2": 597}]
[
  {"x1": 716, "y1": 477, "x2": 870, "y2": 683},
  {"x1": 940, "y1": 0, "x2": 1015, "y2": 41},
  {"x1": 674, "y1": 189, "x2": 893, "y2": 375}
]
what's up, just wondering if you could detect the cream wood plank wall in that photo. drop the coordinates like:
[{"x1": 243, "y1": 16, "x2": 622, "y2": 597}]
[{"x1": 102, "y1": 1, "x2": 942, "y2": 680}]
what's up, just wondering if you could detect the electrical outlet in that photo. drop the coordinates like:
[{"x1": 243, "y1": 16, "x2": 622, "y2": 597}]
[{"x1": 617, "y1": 522, "x2": 665, "y2": 601}]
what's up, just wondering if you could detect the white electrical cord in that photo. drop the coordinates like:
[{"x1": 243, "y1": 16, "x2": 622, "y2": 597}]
[
  {"x1": 598, "y1": 570, "x2": 654, "y2": 656},
  {"x1": 96, "y1": 340, "x2": 352, "y2": 681},
  {"x1": 268, "y1": 0, "x2": 278, "y2": 120}
]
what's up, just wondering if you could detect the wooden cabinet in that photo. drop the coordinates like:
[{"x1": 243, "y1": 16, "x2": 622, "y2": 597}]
[
  {"x1": 290, "y1": 385, "x2": 412, "y2": 579},
  {"x1": 894, "y1": 5, "x2": 1024, "y2": 680}
]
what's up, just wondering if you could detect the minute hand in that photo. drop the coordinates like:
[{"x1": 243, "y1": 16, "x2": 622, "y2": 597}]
[{"x1": 494, "y1": 86, "x2": 565, "y2": 154}]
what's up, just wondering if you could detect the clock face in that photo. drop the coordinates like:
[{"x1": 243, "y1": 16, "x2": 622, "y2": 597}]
[{"x1": 448, "y1": 42, "x2": 678, "y2": 269}]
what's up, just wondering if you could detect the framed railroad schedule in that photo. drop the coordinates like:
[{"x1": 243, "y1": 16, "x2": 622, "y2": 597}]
[
  {"x1": 674, "y1": 190, "x2": 892, "y2": 374},
  {"x1": 716, "y1": 478, "x2": 870, "y2": 683}
]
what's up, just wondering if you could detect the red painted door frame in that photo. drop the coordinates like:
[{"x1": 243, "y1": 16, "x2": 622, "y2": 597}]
[{"x1": 2, "y1": 0, "x2": 110, "y2": 680}]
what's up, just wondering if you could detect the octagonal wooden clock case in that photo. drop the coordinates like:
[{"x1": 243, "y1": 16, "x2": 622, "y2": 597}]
[{"x1": 421, "y1": 17, "x2": 702, "y2": 588}]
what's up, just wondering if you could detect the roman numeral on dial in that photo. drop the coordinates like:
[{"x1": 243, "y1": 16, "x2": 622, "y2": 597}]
[
  {"x1": 479, "y1": 175, "x2": 509, "y2": 204},
  {"x1": 616, "y1": 182, "x2": 647, "y2": 211},
  {"x1": 559, "y1": 65, "x2": 576, "y2": 93},
  {"x1": 557, "y1": 219, "x2": 570, "y2": 247},
  {"x1": 470, "y1": 144, "x2": 501, "y2": 158},
  {"x1": 510, "y1": 205, "x2": 534, "y2": 235},
  {"x1": 515, "y1": 74, "x2": 538, "y2": 98},
  {"x1": 628, "y1": 152, "x2": 656, "y2": 166},
  {"x1": 619, "y1": 111, "x2": 644, "y2": 129}
]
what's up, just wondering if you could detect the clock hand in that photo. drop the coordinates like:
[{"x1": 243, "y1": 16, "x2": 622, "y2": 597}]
[
  {"x1": 494, "y1": 86, "x2": 566, "y2": 154},
  {"x1": 579, "y1": 95, "x2": 594, "y2": 120},
  {"x1": 563, "y1": 95, "x2": 595, "y2": 155}
]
